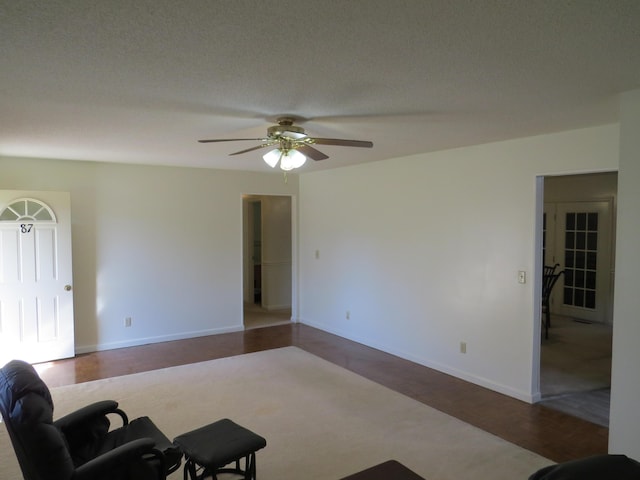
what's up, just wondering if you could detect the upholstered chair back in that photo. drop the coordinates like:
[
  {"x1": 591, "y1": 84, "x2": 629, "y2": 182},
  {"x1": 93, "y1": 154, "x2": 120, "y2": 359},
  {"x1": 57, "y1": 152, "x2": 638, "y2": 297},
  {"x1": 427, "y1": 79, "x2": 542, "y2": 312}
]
[{"x1": 0, "y1": 360, "x2": 75, "y2": 480}]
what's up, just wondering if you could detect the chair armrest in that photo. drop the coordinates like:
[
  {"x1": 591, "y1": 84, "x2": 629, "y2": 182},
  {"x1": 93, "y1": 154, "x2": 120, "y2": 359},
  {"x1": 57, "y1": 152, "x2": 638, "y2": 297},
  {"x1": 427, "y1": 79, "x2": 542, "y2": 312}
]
[
  {"x1": 72, "y1": 438, "x2": 166, "y2": 480},
  {"x1": 54, "y1": 400, "x2": 129, "y2": 430}
]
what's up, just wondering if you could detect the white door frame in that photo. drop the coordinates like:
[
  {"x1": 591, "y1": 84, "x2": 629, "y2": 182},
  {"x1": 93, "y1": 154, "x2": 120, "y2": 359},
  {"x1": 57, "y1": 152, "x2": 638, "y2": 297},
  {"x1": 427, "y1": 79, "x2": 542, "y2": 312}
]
[{"x1": 0, "y1": 191, "x2": 75, "y2": 364}]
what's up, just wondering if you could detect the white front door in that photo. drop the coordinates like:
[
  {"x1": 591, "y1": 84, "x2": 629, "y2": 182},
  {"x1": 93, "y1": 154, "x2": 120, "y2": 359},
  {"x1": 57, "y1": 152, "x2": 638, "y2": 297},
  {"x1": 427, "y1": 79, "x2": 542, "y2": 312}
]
[
  {"x1": 0, "y1": 191, "x2": 75, "y2": 365},
  {"x1": 548, "y1": 201, "x2": 613, "y2": 323}
]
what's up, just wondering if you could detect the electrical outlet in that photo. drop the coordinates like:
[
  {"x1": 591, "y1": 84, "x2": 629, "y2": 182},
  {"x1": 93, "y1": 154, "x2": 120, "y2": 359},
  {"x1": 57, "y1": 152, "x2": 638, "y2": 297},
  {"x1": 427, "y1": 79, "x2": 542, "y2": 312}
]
[
  {"x1": 460, "y1": 342, "x2": 467, "y2": 354},
  {"x1": 518, "y1": 270, "x2": 526, "y2": 284},
  {"x1": 346, "y1": 310, "x2": 350, "y2": 320},
  {"x1": 124, "y1": 317, "x2": 132, "y2": 327}
]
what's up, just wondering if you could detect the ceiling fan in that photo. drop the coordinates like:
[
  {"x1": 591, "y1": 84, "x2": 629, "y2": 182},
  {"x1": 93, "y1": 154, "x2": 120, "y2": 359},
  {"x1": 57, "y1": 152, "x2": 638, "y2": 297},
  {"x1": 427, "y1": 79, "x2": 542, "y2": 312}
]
[{"x1": 198, "y1": 116, "x2": 373, "y2": 170}]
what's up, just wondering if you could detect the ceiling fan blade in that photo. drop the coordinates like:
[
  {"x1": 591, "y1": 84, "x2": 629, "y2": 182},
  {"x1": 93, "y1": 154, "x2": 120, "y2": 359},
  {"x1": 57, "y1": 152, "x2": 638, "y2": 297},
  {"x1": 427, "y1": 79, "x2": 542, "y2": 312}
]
[
  {"x1": 198, "y1": 138, "x2": 265, "y2": 143},
  {"x1": 229, "y1": 143, "x2": 276, "y2": 155},
  {"x1": 297, "y1": 145, "x2": 329, "y2": 161},
  {"x1": 310, "y1": 138, "x2": 373, "y2": 148}
]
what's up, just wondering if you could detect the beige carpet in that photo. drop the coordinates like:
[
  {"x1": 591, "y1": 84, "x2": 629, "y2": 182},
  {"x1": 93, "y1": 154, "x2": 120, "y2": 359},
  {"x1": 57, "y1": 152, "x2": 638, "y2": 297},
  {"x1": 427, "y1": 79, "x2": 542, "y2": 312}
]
[
  {"x1": 541, "y1": 315, "x2": 612, "y2": 396},
  {"x1": 1, "y1": 347, "x2": 553, "y2": 479},
  {"x1": 539, "y1": 315, "x2": 612, "y2": 427}
]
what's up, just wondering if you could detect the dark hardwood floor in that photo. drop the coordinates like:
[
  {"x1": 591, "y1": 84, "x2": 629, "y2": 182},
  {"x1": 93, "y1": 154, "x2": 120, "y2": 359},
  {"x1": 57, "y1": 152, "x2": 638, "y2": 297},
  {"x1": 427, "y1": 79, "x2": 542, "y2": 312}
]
[{"x1": 37, "y1": 324, "x2": 607, "y2": 464}]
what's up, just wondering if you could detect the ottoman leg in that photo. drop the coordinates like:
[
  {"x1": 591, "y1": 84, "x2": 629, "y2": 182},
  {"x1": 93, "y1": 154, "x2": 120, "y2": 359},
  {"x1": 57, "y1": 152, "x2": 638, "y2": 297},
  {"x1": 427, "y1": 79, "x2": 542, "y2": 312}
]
[
  {"x1": 245, "y1": 452, "x2": 257, "y2": 480},
  {"x1": 184, "y1": 458, "x2": 211, "y2": 480}
]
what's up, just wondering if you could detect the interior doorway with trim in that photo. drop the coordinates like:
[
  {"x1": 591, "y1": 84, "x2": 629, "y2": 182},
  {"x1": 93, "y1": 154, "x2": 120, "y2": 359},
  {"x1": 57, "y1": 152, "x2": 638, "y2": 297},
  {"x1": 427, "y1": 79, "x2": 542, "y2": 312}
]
[
  {"x1": 537, "y1": 172, "x2": 617, "y2": 427},
  {"x1": 242, "y1": 195, "x2": 293, "y2": 330}
]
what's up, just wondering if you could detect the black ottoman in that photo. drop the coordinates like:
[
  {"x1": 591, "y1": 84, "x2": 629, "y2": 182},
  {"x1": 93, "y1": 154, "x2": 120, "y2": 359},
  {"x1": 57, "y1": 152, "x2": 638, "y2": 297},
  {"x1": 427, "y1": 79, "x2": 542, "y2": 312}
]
[{"x1": 174, "y1": 418, "x2": 267, "y2": 480}]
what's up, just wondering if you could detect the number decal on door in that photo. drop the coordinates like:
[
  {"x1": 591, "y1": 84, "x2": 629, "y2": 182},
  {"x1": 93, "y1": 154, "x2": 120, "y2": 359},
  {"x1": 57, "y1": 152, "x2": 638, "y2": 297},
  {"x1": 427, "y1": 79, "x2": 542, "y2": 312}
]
[{"x1": 20, "y1": 223, "x2": 34, "y2": 233}]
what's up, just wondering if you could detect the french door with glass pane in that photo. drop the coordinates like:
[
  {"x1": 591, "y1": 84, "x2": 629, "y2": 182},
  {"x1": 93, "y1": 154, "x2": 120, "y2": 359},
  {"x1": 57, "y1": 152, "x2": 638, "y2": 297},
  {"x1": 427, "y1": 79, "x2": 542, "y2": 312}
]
[{"x1": 544, "y1": 201, "x2": 612, "y2": 323}]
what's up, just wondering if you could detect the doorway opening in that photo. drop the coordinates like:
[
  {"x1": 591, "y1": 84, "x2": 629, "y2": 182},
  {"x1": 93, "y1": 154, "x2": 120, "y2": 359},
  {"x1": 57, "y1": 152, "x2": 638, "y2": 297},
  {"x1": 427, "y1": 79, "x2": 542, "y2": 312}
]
[
  {"x1": 242, "y1": 195, "x2": 293, "y2": 330},
  {"x1": 536, "y1": 172, "x2": 617, "y2": 427}
]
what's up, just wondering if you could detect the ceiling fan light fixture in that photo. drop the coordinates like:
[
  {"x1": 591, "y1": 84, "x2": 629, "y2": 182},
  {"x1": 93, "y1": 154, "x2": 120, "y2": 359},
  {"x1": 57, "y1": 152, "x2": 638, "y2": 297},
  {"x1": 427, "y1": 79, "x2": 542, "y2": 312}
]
[
  {"x1": 263, "y1": 148, "x2": 307, "y2": 171},
  {"x1": 200, "y1": 116, "x2": 373, "y2": 169},
  {"x1": 263, "y1": 149, "x2": 282, "y2": 168},
  {"x1": 280, "y1": 149, "x2": 306, "y2": 171}
]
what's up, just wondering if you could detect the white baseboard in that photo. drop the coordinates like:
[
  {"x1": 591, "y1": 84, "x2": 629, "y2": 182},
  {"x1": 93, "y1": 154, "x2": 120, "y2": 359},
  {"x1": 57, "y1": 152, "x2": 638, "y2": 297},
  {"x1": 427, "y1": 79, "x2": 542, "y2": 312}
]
[
  {"x1": 300, "y1": 319, "x2": 536, "y2": 404},
  {"x1": 75, "y1": 325, "x2": 244, "y2": 354}
]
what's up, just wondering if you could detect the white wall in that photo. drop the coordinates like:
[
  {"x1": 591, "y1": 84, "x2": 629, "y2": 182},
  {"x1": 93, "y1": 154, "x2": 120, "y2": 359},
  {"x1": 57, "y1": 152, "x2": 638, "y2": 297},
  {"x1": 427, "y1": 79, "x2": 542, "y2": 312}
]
[
  {"x1": 0, "y1": 157, "x2": 297, "y2": 352},
  {"x1": 544, "y1": 172, "x2": 617, "y2": 203},
  {"x1": 609, "y1": 89, "x2": 640, "y2": 457},
  {"x1": 299, "y1": 124, "x2": 619, "y2": 402}
]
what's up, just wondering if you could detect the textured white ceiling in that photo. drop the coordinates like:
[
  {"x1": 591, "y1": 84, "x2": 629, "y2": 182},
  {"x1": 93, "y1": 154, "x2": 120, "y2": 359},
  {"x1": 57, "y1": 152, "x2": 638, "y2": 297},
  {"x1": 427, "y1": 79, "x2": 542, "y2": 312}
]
[{"x1": 2, "y1": 1, "x2": 640, "y2": 172}]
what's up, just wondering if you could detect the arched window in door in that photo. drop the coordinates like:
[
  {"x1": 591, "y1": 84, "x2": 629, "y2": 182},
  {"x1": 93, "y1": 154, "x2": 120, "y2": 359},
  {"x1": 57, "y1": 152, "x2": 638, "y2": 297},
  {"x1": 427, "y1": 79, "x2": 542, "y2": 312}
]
[{"x1": 0, "y1": 198, "x2": 57, "y2": 223}]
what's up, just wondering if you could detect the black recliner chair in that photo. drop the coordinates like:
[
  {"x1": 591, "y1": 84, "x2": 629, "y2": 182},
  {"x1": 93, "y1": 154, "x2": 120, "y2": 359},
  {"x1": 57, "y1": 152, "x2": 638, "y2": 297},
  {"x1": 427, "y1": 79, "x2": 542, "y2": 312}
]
[
  {"x1": 529, "y1": 454, "x2": 640, "y2": 479},
  {"x1": 0, "y1": 359, "x2": 182, "y2": 480}
]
